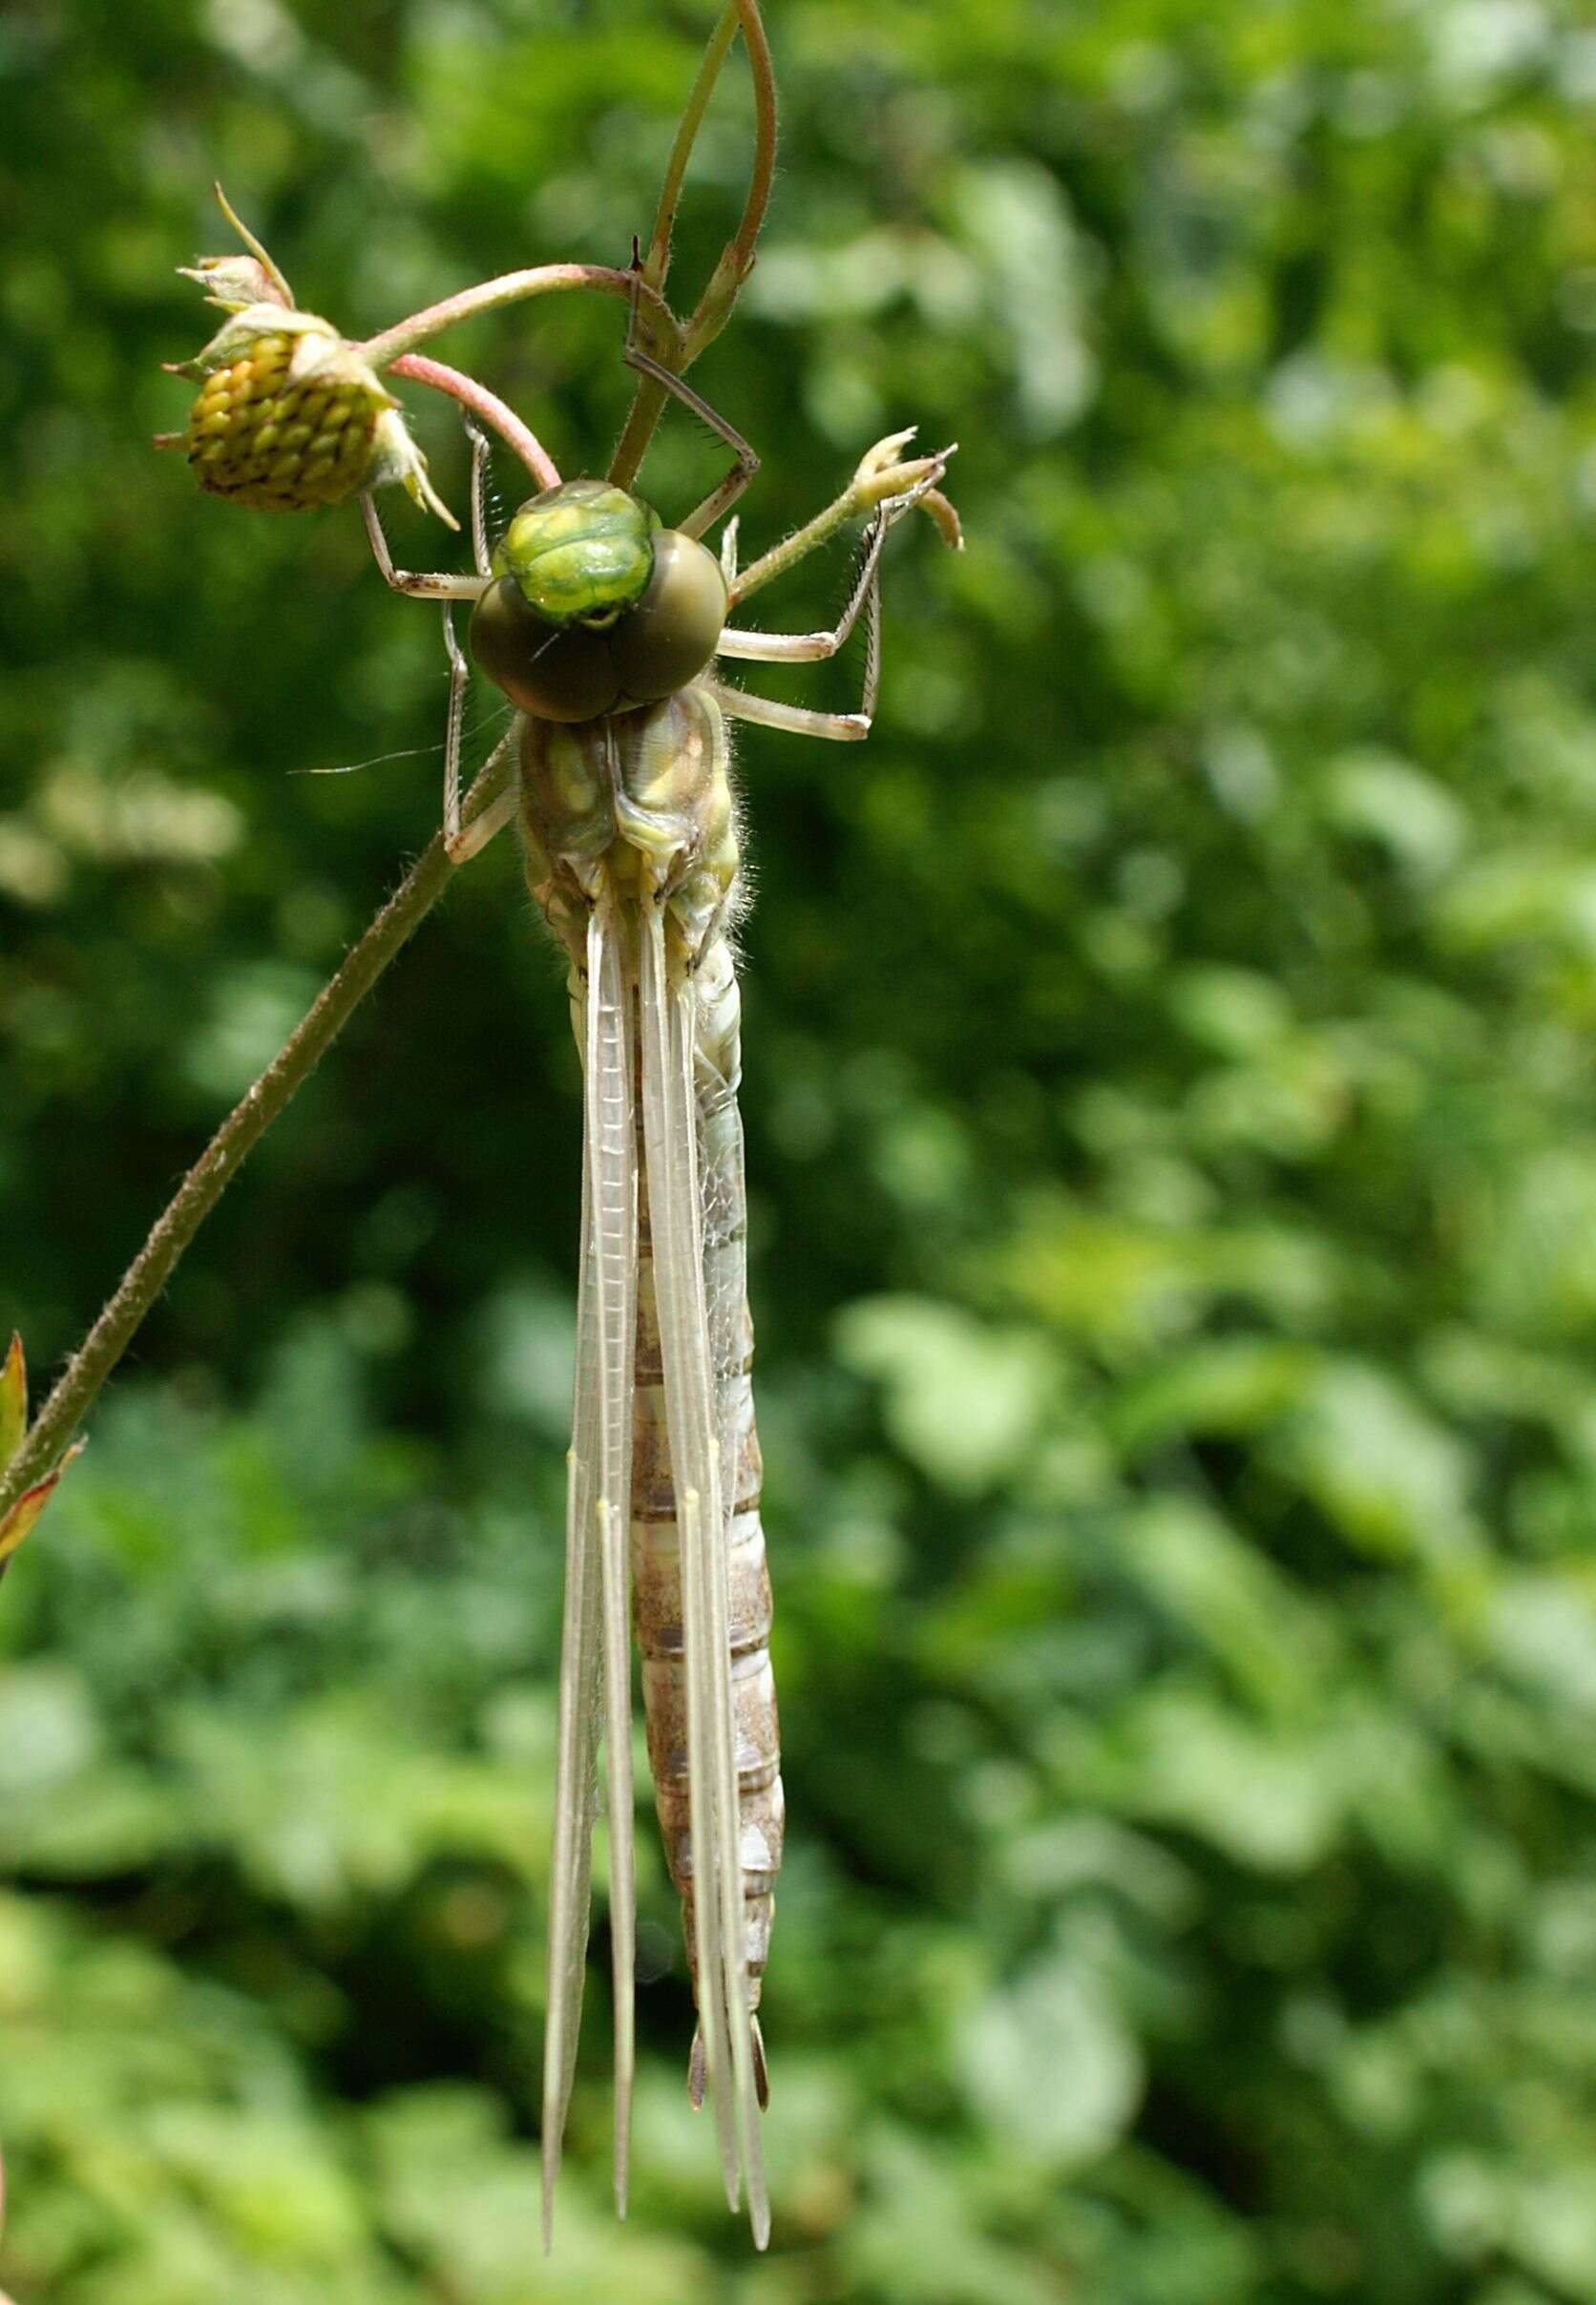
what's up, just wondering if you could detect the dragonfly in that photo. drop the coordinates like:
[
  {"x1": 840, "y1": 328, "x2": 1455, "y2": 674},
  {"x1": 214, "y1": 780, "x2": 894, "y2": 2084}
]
[{"x1": 355, "y1": 324, "x2": 949, "y2": 2246}]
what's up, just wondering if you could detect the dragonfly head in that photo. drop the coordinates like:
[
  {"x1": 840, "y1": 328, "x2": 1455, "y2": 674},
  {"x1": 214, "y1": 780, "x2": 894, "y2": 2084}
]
[{"x1": 471, "y1": 479, "x2": 728, "y2": 723}]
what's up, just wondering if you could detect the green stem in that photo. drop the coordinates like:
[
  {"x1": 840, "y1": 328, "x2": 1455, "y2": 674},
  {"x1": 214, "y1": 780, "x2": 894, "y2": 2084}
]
[
  {"x1": 683, "y1": 0, "x2": 776, "y2": 357},
  {"x1": 729, "y1": 489, "x2": 872, "y2": 605},
  {"x1": 609, "y1": 0, "x2": 776, "y2": 490},
  {"x1": 643, "y1": 2, "x2": 742, "y2": 285},
  {"x1": 0, "y1": 754, "x2": 516, "y2": 1519}
]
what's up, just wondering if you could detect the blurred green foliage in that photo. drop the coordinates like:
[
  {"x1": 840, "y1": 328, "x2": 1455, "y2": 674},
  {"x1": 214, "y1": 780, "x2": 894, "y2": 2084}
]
[{"x1": 4, "y1": 0, "x2": 1596, "y2": 2297}]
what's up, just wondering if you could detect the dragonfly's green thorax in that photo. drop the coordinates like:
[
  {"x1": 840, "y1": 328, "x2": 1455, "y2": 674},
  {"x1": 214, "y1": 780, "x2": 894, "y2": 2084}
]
[
  {"x1": 519, "y1": 689, "x2": 739, "y2": 969},
  {"x1": 494, "y1": 479, "x2": 662, "y2": 630}
]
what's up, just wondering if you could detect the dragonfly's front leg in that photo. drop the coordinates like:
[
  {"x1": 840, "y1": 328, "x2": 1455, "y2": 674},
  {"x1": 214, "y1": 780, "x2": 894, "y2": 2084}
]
[
  {"x1": 700, "y1": 557, "x2": 880, "y2": 743},
  {"x1": 360, "y1": 491, "x2": 486, "y2": 600},
  {"x1": 621, "y1": 309, "x2": 760, "y2": 542},
  {"x1": 701, "y1": 506, "x2": 893, "y2": 743},
  {"x1": 363, "y1": 424, "x2": 501, "y2": 851}
]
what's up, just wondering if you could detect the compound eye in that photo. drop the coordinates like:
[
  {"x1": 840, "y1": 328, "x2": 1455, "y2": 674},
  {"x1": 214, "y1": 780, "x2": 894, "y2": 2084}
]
[
  {"x1": 610, "y1": 531, "x2": 728, "y2": 705},
  {"x1": 469, "y1": 576, "x2": 621, "y2": 723}
]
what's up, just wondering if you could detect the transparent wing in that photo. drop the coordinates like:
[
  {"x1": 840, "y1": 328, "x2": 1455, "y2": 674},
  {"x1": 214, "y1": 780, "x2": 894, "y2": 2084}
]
[
  {"x1": 638, "y1": 899, "x2": 770, "y2": 2248},
  {"x1": 541, "y1": 891, "x2": 638, "y2": 2241}
]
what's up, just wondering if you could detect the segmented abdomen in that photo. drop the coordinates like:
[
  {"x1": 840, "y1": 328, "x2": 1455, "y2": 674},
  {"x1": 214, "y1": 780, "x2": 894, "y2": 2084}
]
[{"x1": 632, "y1": 924, "x2": 784, "y2": 2022}]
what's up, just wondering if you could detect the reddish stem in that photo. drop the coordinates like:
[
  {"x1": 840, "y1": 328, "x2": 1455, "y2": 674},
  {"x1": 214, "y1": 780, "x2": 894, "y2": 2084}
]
[
  {"x1": 355, "y1": 263, "x2": 676, "y2": 371},
  {"x1": 390, "y1": 353, "x2": 561, "y2": 490}
]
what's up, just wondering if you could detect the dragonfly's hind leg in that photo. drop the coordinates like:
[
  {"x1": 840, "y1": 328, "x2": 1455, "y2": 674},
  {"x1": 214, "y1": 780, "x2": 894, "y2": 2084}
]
[
  {"x1": 700, "y1": 545, "x2": 884, "y2": 744},
  {"x1": 622, "y1": 287, "x2": 760, "y2": 542},
  {"x1": 704, "y1": 451, "x2": 951, "y2": 742}
]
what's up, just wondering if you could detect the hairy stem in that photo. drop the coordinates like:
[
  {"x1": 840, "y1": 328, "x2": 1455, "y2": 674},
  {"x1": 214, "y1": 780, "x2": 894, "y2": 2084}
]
[
  {"x1": 0, "y1": 755, "x2": 516, "y2": 1519},
  {"x1": 356, "y1": 265, "x2": 677, "y2": 373},
  {"x1": 729, "y1": 448, "x2": 956, "y2": 606},
  {"x1": 392, "y1": 354, "x2": 561, "y2": 489}
]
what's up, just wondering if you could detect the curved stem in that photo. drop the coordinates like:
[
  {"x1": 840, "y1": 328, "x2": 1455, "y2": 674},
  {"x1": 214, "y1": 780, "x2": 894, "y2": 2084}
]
[
  {"x1": 642, "y1": 2, "x2": 742, "y2": 284},
  {"x1": 687, "y1": 0, "x2": 776, "y2": 353},
  {"x1": 609, "y1": 0, "x2": 776, "y2": 490},
  {"x1": 391, "y1": 353, "x2": 561, "y2": 490},
  {"x1": 356, "y1": 264, "x2": 678, "y2": 373},
  {"x1": 0, "y1": 752, "x2": 517, "y2": 1519}
]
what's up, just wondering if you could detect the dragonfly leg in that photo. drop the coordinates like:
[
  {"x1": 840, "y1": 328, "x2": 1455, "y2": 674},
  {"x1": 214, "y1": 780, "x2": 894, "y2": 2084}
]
[
  {"x1": 720, "y1": 514, "x2": 740, "y2": 588},
  {"x1": 623, "y1": 283, "x2": 759, "y2": 542},
  {"x1": 698, "y1": 564, "x2": 880, "y2": 745},
  {"x1": 699, "y1": 494, "x2": 906, "y2": 744},
  {"x1": 700, "y1": 684, "x2": 869, "y2": 744},
  {"x1": 443, "y1": 726, "x2": 518, "y2": 864},
  {"x1": 714, "y1": 452, "x2": 947, "y2": 665},
  {"x1": 361, "y1": 491, "x2": 484, "y2": 601},
  {"x1": 465, "y1": 416, "x2": 494, "y2": 579},
  {"x1": 715, "y1": 505, "x2": 890, "y2": 667},
  {"x1": 440, "y1": 601, "x2": 469, "y2": 846},
  {"x1": 429, "y1": 420, "x2": 506, "y2": 848}
]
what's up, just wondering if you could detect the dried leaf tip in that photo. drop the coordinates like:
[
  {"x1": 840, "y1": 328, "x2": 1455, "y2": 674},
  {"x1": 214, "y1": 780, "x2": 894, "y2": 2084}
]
[
  {"x1": 0, "y1": 1336, "x2": 83, "y2": 1577},
  {"x1": 854, "y1": 432, "x2": 964, "y2": 549},
  {"x1": 178, "y1": 183, "x2": 296, "y2": 312}
]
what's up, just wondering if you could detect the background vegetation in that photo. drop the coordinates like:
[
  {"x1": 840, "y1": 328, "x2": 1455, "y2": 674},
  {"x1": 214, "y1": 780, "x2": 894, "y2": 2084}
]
[{"x1": 3, "y1": 0, "x2": 1595, "y2": 2296}]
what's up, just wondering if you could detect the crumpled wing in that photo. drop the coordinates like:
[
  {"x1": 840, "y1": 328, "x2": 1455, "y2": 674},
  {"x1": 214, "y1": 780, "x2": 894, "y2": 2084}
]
[
  {"x1": 638, "y1": 899, "x2": 770, "y2": 2248},
  {"x1": 541, "y1": 892, "x2": 639, "y2": 2242}
]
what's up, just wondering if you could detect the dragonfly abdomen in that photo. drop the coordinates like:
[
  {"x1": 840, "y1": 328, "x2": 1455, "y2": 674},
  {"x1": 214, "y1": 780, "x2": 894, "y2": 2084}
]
[
  {"x1": 632, "y1": 1139, "x2": 785, "y2": 2052},
  {"x1": 632, "y1": 913, "x2": 784, "y2": 2082}
]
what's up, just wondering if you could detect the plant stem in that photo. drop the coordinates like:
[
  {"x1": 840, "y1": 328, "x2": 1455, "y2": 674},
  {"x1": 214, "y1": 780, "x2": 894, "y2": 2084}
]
[
  {"x1": 684, "y1": 0, "x2": 776, "y2": 356},
  {"x1": 0, "y1": 754, "x2": 516, "y2": 1519},
  {"x1": 391, "y1": 353, "x2": 561, "y2": 489},
  {"x1": 356, "y1": 265, "x2": 677, "y2": 374},
  {"x1": 642, "y1": 2, "x2": 742, "y2": 285},
  {"x1": 730, "y1": 491, "x2": 870, "y2": 605},
  {"x1": 609, "y1": 0, "x2": 776, "y2": 490}
]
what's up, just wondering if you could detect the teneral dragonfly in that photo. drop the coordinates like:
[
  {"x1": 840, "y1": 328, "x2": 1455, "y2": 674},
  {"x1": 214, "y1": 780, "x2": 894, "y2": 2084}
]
[{"x1": 363, "y1": 334, "x2": 951, "y2": 2248}]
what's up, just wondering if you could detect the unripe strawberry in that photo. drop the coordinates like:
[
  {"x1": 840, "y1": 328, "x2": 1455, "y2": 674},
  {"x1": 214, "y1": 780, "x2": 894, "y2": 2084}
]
[
  {"x1": 184, "y1": 327, "x2": 384, "y2": 511},
  {"x1": 159, "y1": 191, "x2": 455, "y2": 526}
]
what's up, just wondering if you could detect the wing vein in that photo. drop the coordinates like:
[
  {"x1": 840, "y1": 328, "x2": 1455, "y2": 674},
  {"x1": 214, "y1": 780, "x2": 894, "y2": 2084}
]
[{"x1": 542, "y1": 891, "x2": 640, "y2": 2243}]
